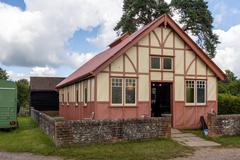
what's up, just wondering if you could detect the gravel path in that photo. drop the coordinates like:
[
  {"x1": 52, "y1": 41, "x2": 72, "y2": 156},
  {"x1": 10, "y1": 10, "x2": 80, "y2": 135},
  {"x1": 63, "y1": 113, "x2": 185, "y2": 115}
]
[
  {"x1": 1, "y1": 147, "x2": 240, "y2": 160},
  {"x1": 172, "y1": 147, "x2": 240, "y2": 160},
  {"x1": 0, "y1": 152, "x2": 62, "y2": 160}
]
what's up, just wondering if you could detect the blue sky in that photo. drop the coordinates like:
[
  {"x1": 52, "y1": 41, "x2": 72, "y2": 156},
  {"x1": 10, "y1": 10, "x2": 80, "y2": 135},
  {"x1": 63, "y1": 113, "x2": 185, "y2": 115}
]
[{"x1": 0, "y1": 0, "x2": 240, "y2": 80}]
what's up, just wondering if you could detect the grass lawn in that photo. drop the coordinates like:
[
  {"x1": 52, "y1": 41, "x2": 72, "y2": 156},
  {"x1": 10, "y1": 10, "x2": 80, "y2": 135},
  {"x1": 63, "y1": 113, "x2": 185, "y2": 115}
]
[
  {"x1": 184, "y1": 129, "x2": 240, "y2": 148},
  {"x1": 0, "y1": 117, "x2": 192, "y2": 160}
]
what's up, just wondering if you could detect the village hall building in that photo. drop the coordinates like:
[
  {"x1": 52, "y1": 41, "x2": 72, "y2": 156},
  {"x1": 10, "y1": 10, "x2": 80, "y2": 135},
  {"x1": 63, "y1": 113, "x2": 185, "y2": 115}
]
[{"x1": 56, "y1": 15, "x2": 225, "y2": 129}]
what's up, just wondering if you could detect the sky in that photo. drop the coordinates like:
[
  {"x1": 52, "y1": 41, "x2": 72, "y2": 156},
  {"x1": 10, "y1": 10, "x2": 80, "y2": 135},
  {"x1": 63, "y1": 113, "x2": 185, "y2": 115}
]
[{"x1": 0, "y1": 0, "x2": 240, "y2": 81}]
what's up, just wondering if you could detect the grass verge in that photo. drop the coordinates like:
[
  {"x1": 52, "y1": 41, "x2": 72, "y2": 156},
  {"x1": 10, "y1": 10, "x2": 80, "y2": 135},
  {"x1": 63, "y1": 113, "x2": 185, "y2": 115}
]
[
  {"x1": 184, "y1": 129, "x2": 240, "y2": 148},
  {"x1": 0, "y1": 117, "x2": 192, "y2": 160}
]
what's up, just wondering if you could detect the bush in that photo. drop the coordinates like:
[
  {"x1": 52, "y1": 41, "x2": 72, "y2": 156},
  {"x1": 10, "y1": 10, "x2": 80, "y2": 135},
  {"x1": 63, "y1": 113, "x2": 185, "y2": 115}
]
[{"x1": 218, "y1": 94, "x2": 240, "y2": 114}]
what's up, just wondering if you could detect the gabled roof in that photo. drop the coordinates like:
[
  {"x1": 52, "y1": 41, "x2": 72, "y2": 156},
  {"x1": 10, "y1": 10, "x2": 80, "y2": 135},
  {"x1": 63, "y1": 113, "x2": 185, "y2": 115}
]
[
  {"x1": 57, "y1": 14, "x2": 226, "y2": 88},
  {"x1": 31, "y1": 77, "x2": 65, "y2": 91}
]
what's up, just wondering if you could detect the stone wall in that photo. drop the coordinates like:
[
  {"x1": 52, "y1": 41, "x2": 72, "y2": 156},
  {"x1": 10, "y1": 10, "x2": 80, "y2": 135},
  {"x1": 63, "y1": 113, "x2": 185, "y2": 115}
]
[
  {"x1": 208, "y1": 113, "x2": 240, "y2": 137},
  {"x1": 31, "y1": 109, "x2": 171, "y2": 146},
  {"x1": 31, "y1": 108, "x2": 63, "y2": 140}
]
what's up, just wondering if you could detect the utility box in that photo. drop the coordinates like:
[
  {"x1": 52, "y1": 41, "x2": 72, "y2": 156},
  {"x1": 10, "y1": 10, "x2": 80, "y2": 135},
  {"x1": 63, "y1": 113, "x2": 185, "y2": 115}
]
[{"x1": 0, "y1": 80, "x2": 17, "y2": 129}]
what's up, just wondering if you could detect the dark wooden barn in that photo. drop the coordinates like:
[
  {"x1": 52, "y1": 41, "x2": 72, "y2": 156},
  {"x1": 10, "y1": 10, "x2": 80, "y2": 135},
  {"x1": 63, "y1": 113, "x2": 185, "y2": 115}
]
[{"x1": 30, "y1": 77, "x2": 64, "y2": 111}]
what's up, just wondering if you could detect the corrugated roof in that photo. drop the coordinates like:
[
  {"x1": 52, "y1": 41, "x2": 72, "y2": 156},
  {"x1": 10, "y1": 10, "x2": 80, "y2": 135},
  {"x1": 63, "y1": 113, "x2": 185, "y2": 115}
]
[{"x1": 57, "y1": 14, "x2": 226, "y2": 88}]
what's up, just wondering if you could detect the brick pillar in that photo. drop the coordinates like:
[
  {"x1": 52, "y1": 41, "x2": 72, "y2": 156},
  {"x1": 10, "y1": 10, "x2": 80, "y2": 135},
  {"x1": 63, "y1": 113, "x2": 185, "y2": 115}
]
[
  {"x1": 162, "y1": 114, "x2": 172, "y2": 138},
  {"x1": 207, "y1": 112, "x2": 217, "y2": 137}
]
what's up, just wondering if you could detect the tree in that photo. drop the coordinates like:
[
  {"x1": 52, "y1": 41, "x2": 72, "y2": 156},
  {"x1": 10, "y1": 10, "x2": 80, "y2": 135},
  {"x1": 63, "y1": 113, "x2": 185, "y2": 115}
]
[
  {"x1": 228, "y1": 81, "x2": 240, "y2": 96},
  {"x1": 171, "y1": 0, "x2": 219, "y2": 58},
  {"x1": 0, "y1": 67, "x2": 9, "y2": 80},
  {"x1": 225, "y1": 69, "x2": 237, "y2": 82},
  {"x1": 114, "y1": 0, "x2": 170, "y2": 34},
  {"x1": 16, "y1": 79, "x2": 29, "y2": 111},
  {"x1": 115, "y1": 0, "x2": 219, "y2": 58}
]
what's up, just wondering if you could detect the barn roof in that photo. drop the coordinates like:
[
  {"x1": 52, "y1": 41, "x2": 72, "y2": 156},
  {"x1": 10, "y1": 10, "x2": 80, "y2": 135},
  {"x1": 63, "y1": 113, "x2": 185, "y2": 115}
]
[
  {"x1": 30, "y1": 77, "x2": 65, "y2": 91},
  {"x1": 57, "y1": 14, "x2": 226, "y2": 88}
]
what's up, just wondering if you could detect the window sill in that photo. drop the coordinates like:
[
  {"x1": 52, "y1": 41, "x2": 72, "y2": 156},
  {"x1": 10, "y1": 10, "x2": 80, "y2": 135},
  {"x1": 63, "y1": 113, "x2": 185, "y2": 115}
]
[
  {"x1": 185, "y1": 103, "x2": 207, "y2": 107},
  {"x1": 162, "y1": 69, "x2": 173, "y2": 72},
  {"x1": 110, "y1": 105, "x2": 137, "y2": 108}
]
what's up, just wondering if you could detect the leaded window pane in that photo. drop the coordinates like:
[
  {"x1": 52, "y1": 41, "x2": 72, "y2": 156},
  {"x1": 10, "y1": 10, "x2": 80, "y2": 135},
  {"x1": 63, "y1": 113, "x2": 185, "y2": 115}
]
[
  {"x1": 186, "y1": 80, "x2": 194, "y2": 103},
  {"x1": 197, "y1": 80, "x2": 206, "y2": 103},
  {"x1": 125, "y1": 79, "x2": 136, "y2": 104},
  {"x1": 112, "y1": 78, "x2": 122, "y2": 104},
  {"x1": 151, "y1": 57, "x2": 160, "y2": 69},
  {"x1": 163, "y1": 57, "x2": 172, "y2": 70}
]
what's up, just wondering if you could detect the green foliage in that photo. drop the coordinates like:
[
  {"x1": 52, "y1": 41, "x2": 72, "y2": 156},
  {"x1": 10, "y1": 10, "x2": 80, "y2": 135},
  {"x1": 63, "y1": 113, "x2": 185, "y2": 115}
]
[
  {"x1": 115, "y1": 0, "x2": 219, "y2": 58},
  {"x1": 114, "y1": 0, "x2": 170, "y2": 34},
  {"x1": 0, "y1": 67, "x2": 9, "y2": 80},
  {"x1": 225, "y1": 69, "x2": 237, "y2": 82},
  {"x1": 228, "y1": 81, "x2": 240, "y2": 96},
  {"x1": 171, "y1": 0, "x2": 219, "y2": 58},
  {"x1": 218, "y1": 94, "x2": 240, "y2": 115},
  {"x1": 0, "y1": 117, "x2": 192, "y2": 160},
  {"x1": 16, "y1": 79, "x2": 29, "y2": 110}
]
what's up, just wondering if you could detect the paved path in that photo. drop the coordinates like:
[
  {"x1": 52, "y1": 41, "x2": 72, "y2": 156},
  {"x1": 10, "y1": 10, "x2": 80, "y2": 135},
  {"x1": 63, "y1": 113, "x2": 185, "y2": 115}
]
[
  {"x1": 171, "y1": 129, "x2": 220, "y2": 147},
  {"x1": 0, "y1": 152, "x2": 62, "y2": 160},
  {"x1": 172, "y1": 148, "x2": 240, "y2": 160}
]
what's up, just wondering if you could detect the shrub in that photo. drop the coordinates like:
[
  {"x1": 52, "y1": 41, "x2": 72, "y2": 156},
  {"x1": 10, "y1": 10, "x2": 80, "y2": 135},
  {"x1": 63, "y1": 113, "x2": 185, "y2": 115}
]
[{"x1": 218, "y1": 94, "x2": 240, "y2": 114}]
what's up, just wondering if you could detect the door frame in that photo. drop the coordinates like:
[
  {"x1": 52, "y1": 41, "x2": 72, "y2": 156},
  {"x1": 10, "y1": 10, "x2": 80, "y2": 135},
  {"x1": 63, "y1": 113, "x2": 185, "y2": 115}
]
[{"x1": 150, "y1": 81, "x2": 173, "y2": 125}]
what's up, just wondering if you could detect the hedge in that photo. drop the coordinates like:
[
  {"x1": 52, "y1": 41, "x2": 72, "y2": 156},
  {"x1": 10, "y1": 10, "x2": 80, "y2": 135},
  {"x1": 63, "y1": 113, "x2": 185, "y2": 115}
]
[{"x1": 218, "y1": 93, "x2": 240, "y2": 114}]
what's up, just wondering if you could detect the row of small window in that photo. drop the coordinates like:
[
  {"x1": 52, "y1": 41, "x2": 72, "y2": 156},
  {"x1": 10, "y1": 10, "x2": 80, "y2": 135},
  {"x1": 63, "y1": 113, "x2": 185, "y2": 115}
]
[
  {"x1": 112, "y1": 78, "x2": 136, "y2": 105},
  {"x1": 61, "y1": 82, "x2": 88, "y2": 105},
  {"x1": 186, "y1": 80, "x2": 206, "y2": 104},
  {"x1": 151, "y1": 56, "x2": 173, "y2": 70}
]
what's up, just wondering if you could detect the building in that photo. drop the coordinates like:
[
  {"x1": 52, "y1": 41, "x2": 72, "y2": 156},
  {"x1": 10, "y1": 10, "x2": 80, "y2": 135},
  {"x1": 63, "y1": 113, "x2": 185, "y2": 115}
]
[
  {"x1": 30, "y1": 77, "x2": 64, "y2": 111},
  {"x1": 56, "y1": 15, "x2": 225, "y2": 129}
]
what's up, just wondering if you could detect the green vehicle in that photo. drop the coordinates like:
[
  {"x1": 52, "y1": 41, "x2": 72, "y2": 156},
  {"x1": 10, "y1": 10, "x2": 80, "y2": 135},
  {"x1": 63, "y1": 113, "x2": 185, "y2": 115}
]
[{"x1": 0, "y1": 79, "x2": 17, "y2": 129}]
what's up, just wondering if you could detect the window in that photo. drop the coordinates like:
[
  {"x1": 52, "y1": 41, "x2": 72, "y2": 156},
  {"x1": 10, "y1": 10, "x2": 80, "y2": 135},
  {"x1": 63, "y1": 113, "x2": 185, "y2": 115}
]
[
  {"x1": 67, "y1": 92, "x2": 69, "y2": 105},
  {"x1": 185, "y1": 80, "x2": 206, "y2": 105},
  {"x1": 112, "y1": 78, "x2": 123, "y2": 104},
  {"x1": 186, "y1": 80, "x2": 194, "y2": 103},
  {"x1": 83, "y1": 82, "x2": 87, "y2": 105},
  {"x1": 111, "y1": 78, "x2": 137, "y2": 105},
  {"x1": 151, "y1": 56, "x2": 160, "y2": 69},
  {"x1": 197, "y1": 80, "x2": 206, "y2": 104},
  {"x1": 163, "y1": 57, "x2": 172, "y2": 70},
  {"x1": 75, "y1": 87, "x2": 79, "y2": 104},
  {"x1": 61, "y1": 94, "x2": 64, "y2": 104},
  {"x1": 125, "y1": 78, "x2": 136, "y2": 104}
]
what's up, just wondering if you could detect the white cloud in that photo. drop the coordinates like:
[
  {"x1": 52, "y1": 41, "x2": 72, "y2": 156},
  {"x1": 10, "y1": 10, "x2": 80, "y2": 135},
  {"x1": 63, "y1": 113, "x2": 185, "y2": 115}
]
[
  {"x1": 66, "y1": 52, "x2": 95, "y2": 69},
  {"x1": 0, "y1": 0, "x2": 123, "y2": 68},
  {"x1": 213, "y1": 25, "x2": 240, "y2": 77},
  {"x1": 7, "y1": 66, "x2": 56, "y2": 81}
]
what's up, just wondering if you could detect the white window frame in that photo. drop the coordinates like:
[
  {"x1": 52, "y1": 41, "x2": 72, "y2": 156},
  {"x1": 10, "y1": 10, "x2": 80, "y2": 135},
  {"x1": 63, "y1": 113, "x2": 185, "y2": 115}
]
[
  {"x1": 83, "y1": 81, "x2": 87, "y2": 106},
  {"x1": 196, "y1": 80, "x2": 206, "y2": 105},
  {"x1": 125, "y1": 78, "x2": 137, "y2": 106},
  {"x1": 111, "y1": 78, "x2": 124, "y2": 106},
  {"x1": 163, "y1": 57, "x2": 173, "y2": 71},
  {"x1": 150, "y1": 56, "x2": 161, "y2": 70},
  {"x1": 111, "y1": 77, "x2": 137, "y2": 106},
  {"x1": 185, "y1": 80, "x2": 195, "y2": 106},
  {"x1": 185, "y1": 80, "x2": 206, "y2": 106},
  {"x1": 75, "y1": 84, "x2": 79, "y2": 106}
]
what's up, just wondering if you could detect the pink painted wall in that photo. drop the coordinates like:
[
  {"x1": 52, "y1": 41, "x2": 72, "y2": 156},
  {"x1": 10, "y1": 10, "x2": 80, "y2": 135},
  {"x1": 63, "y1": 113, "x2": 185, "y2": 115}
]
[
  {"x1": 173, "y1": 101, "x2": 217, "y2": 129},
  {"x1": 60, "y1": 100, "x2": 217, "y2": 129}
]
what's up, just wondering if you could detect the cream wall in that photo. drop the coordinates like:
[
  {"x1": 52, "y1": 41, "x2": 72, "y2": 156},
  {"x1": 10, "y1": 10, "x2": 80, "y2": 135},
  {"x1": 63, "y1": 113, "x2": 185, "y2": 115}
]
[
  {"x1": 94, "y1": 26, "x2": 218, "y2": 103},
  {"x1": 60, "y1": 77, "x2": 95, "y2": 103},
  {"x1": 57, "y1": 26, "x2": 218, "y2": 105},
  {"x1": 97, "y1": 72, "x2": 109, "y2": 101}
]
